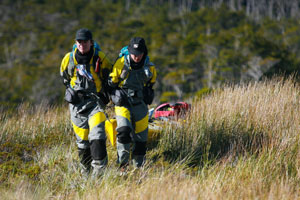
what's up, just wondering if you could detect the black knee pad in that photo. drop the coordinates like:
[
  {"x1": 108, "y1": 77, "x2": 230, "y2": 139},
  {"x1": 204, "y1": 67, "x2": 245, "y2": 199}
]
[
  {"x1": 116, "y1": 126, "x2": 132, "y2": 134},
  {"x1": 133, "y1": 141, "x2": 147, "y2": 156},
  {"x1": 117, "y1": 126, "x2": 132, "y2": 144},
  {"x1": 90, "y1": 139, "x2": 107, "y2": 160}
]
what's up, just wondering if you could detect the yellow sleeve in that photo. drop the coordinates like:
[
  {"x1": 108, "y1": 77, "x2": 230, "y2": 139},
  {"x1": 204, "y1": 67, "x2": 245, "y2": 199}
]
[
  {"x1": 149, "y1": 65, "x2": 157, "y2": 85},
  {"x1": 109, "y1": 57, "x2": 126, "y2": 86},
  {"x1": 60, "y1": 52, "x2": 71, "y2": 74},
  {"x1": 98, "y1": 51, "x2": 112, "y2": 72},
  {"x1": 60, "y1": 52, "x2": 72, "y2": 85}
]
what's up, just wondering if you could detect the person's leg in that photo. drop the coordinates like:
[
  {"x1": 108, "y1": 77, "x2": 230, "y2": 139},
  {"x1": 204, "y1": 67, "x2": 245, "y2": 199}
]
[
  {"x1": 77, "y1": 144, "x2": 91, "y2": 175},
  {"x1": 70, "y1": 104, "x2": 91, "y2": 175},
  {"x1": 132, "y1": 141, "x2": 147, "y2": 168},
  {"x1": 131, "y1": 102, "x2": 149, "y2": 168},
  {"x1": 115, "y1": 106, "x2": 133, "y2": 168},
  {"x1": 116, "y1": 129, "x2": 131, "y2": 167},
  {"x1": 88, "y1": 109, "x2": 108, "y2": 177}
]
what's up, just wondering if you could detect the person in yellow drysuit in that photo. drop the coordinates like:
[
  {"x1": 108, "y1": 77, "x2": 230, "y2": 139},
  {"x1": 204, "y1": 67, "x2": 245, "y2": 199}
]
[
  {"x1": 108, "y1": 37, "x2": 157, "y2": 170},
  {"x1": 60, "y1": 28, "x2": 112, "y2": 177}
]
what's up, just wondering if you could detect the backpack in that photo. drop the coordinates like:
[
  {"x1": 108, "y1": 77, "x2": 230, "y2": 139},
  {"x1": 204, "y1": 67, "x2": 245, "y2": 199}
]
[
  {"x1": 119, "y1": 45, "x2": 129, "y2": 58},
  {"x1": 154, "y1": 102, "x2": 191, "y2": 119}
]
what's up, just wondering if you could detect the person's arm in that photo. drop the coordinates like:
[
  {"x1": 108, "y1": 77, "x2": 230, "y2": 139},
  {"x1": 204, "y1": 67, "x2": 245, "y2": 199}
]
[
  {"x1": 60, "y1": 52, "x2": 72, "y2": 86},
  {"x1": 148, "y1": 64, "x2": 157, "y2": 88},
  {"x1": 108, "y1": 57, "x2": 126, "y2": 88},
  {"x1": 98, "y1": 51, "x2": 112, "y2": 80}
]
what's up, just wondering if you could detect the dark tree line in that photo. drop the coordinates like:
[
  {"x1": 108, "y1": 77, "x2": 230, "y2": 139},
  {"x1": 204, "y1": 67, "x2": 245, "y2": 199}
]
[{"x1": 0, "y1": 0, "x2": 300, "y2": 108}]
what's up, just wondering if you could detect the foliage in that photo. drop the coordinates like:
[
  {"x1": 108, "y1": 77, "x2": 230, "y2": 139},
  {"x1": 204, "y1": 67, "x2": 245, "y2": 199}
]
[{"x1": 0, "y1": 1, "x2": 300, "y2": 108}]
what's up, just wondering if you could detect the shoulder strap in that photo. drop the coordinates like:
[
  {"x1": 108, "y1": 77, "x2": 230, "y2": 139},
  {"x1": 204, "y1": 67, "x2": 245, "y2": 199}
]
[
  {"x1": 144, "y1": 56, "x2": 150, "y2": 70},
  {"x1": 124, "y1": 54, "x2": 130, "y2": 70},
  {"x1": 67, "y1": 52, "x2": 75, "y2": 77},
  {"x1": 143, "y1": 56, "x2": 154, "y2": 85},
  {"x1": 93, "y1": 54, "x2": 101, "y2": 74},
  {"x1": 119, "y1": 55, "x2": 130, "y2": 82},
  {"x1": 93, "y1": 51, "x2": 111, "y2": 90}
]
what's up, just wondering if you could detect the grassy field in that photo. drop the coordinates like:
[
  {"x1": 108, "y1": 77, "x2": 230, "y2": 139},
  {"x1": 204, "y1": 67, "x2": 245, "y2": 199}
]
[{"x1": 1, "y1": 76, "x2": 300, "y2": 200}]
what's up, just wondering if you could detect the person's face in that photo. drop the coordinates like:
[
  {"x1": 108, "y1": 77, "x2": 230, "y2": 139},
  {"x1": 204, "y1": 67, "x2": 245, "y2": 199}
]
[
  {"x1": 76, "y1": 40, "x2": 92, "y2": 54},
  {"x1": 130, "y1": 53, "x2": 144, "y2": 63}
]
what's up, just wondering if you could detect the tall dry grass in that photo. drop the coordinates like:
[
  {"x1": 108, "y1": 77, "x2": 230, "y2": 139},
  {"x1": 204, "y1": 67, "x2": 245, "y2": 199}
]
[
  {"x1": 157, "y1": 76, "x2": 300, "y2": 199},
  {"x1": 1, "y1": 77, "x2": 300, "y2": 199}
]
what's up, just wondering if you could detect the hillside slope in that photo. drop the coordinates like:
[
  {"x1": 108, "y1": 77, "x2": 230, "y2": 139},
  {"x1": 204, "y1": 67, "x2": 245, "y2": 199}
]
[{"x1": 0, "y1": 76, "x2": 300, "y2": 199}]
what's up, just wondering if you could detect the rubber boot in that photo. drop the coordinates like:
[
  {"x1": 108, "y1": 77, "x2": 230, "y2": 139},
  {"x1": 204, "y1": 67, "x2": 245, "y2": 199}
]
[
  {"x1": 117, "y1": 141, "x2": 130, "y2": 166},
  {"x1": 132, "y1": 155, "x2": 145, "y2": 168},
  {"x1": 117, "y1": 141, "x2": 130, "y2": 175},
  {"x1": 91, "y1": 157, "x2": 108, "y2": 178},
  {"x1": 78, "y1": 148, "x2": 92, "y2": 176}
]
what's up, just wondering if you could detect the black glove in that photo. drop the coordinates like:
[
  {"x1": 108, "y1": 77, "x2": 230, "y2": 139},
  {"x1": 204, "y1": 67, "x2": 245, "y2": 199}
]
[
  {"x1": 97, "y1": 92, "x2": 110, "y2": 105},
  {"x1": 104, "y1": 83, "x2": 114, "y2": 95},
  {"x1": 143, "y1": 86, "x2": 154, "y2": 105}
]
